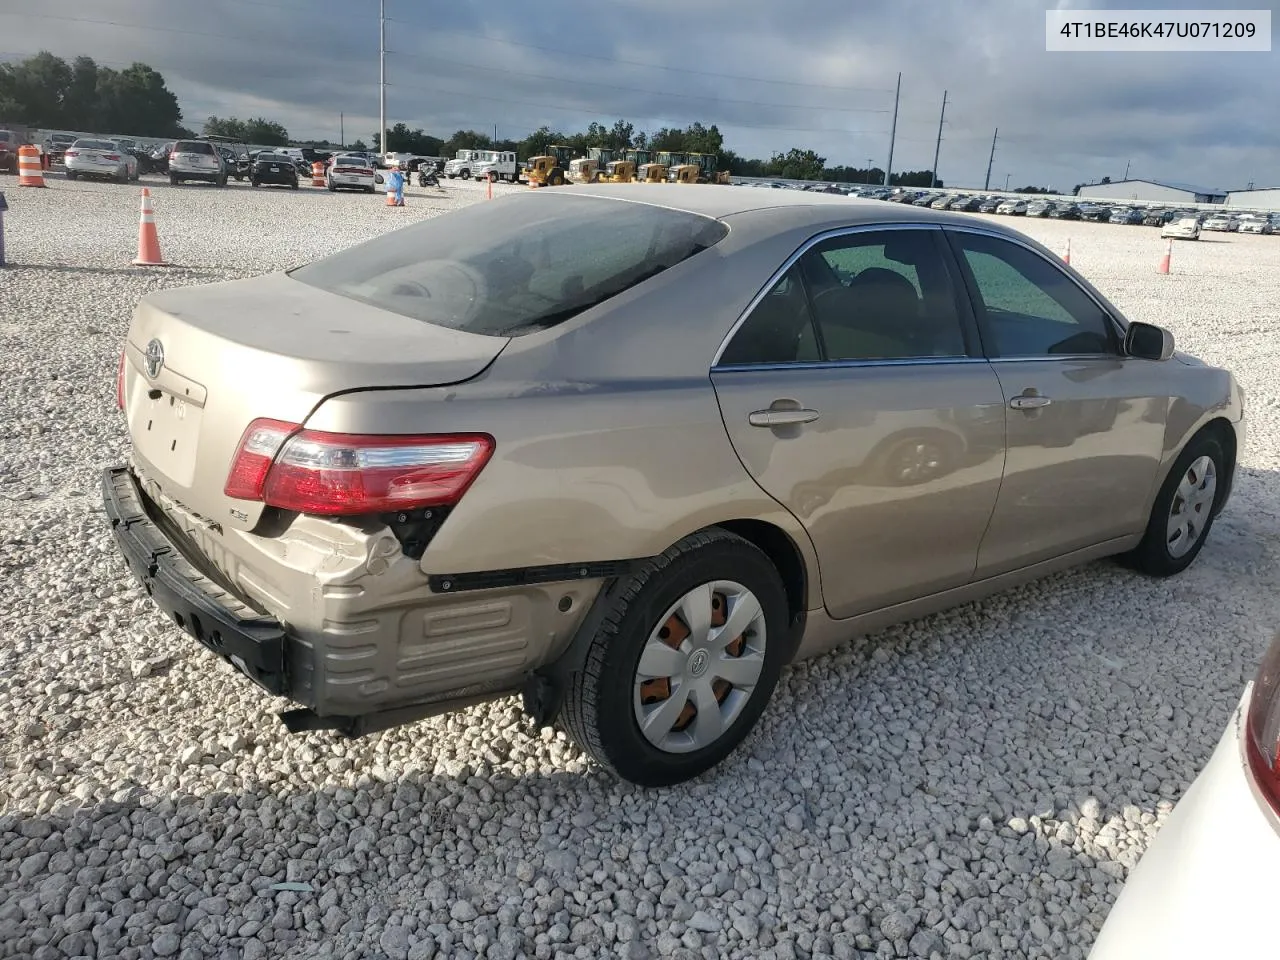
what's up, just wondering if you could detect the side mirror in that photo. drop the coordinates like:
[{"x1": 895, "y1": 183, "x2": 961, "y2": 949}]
[{"x1": 1124, "y1": 321, "x2": 1175, "y2": 361}]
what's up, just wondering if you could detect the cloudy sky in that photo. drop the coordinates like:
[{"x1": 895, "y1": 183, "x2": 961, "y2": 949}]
[{"x1": 2, "y1": 0, "x2": 1276, "y2": 190}]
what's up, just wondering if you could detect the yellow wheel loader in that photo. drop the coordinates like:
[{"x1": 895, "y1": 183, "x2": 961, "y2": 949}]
[
  {"x1": 672, "y1": 164, "x2": 701, "y2": 184},
  {"x1": 637, "y1": 163, "x2": 668, "y2": 183},
  {"x1": 601, "y1": 160, "x2": 635, "y2": 183},
  {"x1": 568, "y1": 157, "x2": 601, "y2": 183},
  {"x1": 525, "y1": 144, "x2": 575, "y2": 187}
]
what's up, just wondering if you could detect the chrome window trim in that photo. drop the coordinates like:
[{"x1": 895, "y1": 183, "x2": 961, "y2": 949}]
[
  {"x1": 709, "y1": 222, "x2": 946, "y2": 370},
  {"x1": 713, "y1": 356, "x2": 988, "y2": 374},
  {"x1": 941, "y1": 223, "x2": 1130, "y2": 351}
]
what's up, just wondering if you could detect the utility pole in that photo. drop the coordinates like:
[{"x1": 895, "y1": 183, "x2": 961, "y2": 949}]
[
  {"x1": 1005, "y1": 172, "x2": 1011, "y2": 191},
  {"x1": 340, "y1": 113, "x2": 344, "y2": 148},
  {"x1": 929, "y1": 90, "x2": 947, "y2": 189},
  {"x1": 983, "y1": 128, "x2": 998, "y2": 190},
  {"x1": 884, "y1": 72, "x2": 900, "y2": 188},
  {"x1": 866, "y1": 158, "x2": 874, "y2": 185},
  {"x1": 1123, "y1": 158, "x2": 1131, "y2": 180},
  {"x1": 379, "y1": 0, "x2": 387, "y2": 158},
  {"x1": 494, "y1": 123, "x2": 498, "y2": 143}
]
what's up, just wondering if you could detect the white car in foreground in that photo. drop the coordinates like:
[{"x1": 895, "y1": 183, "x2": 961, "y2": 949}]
[
  {"x1": 1089, "y1": 630, "x2": 1280, "y2": 959},
  {"x1": 326, "y1": 154, "x2": 377, "y2": 193},
  {"x1": 1161, "y1": 217, "x2": 1201, "y2": 240}
]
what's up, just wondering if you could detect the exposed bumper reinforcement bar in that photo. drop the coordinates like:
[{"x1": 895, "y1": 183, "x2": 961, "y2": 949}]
[{"x1": 101, "y1": 466, "x2": 289, "y2": 697}]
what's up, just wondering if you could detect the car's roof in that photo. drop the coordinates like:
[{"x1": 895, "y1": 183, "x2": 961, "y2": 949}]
[{"x1": 550, "y1": 183, "x2": 1005, "y2": 229}]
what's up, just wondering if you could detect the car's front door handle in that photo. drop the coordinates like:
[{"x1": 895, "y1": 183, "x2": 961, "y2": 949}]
[
  {"x1": 749, "y1": 408, "x2": 821, "y2": 427},
  {"x1": 1009, "y1": 395, "x2": 1052, "y2": 410}
]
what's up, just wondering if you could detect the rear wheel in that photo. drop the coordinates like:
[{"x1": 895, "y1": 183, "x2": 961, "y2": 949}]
[
  {"x1": 562, "y1": 529, "x2": 788, "y2": 787},
  {"x1": 365, "y1": 186, "x2": 375, "y2": 194},
  {"x1": 66, "y1": 170, "x2": 78, "y2": 181},
  {"x1": 328, "y1": 182, "x2": 336, "y2": 192},
  {"x1": 291, "y1": 179, "x2": 299, "y2": 190},
  {"x1": 1122, "y1": 431, "x2": 1226, "y2": 577}
]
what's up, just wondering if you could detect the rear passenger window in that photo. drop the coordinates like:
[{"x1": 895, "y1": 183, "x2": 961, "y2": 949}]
[
  {"x1": 718, "y1": 266, "x2": 821, "y2": 366},
  {"x1": 718, "y1": 229, "x2": 968, "y2": 366}
]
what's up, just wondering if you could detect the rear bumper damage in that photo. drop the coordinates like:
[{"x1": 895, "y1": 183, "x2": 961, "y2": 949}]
[
  {"x1": 101, "y1": 465, "x2": 604, "y2": 736},
  {"x1": 103, "y1": 466, "x2": 289, "y2": 695}
]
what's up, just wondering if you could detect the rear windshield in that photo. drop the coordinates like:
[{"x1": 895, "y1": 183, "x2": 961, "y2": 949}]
[
  {"x1": 0, "y1": 132, "x2": 14, "y2": 144},
  {"x1": 174, "y1": 141, "x2": 215, "y2": 155},
  {"x1": 291, "y1": 194, "x2": 729, "y2": 337},
  {"x1": 74, "y1": 140, "x2": 116, "y2": 151},
  {"x1": 335, "y1": 156, "x2": 369, "y2": 166}
]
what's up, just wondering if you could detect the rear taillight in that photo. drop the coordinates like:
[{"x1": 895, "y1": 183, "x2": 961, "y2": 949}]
[
  {"x1": 224, "y1": 419, "x2": 494, "y2": 516},
  {"x1": 104, "y1": 153, "x2": 120, "y2": 161},
  {"x1": 65, "y1": 150, "x2": 78, "y2": 158},
  {"x1": 116, "y1": 350, "x2": 127, "y2": 410},
  {"x1": 1245, "y1": 632, "x2": 1280, "y2": 815}
]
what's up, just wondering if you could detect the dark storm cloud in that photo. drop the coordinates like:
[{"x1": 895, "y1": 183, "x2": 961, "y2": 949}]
[{"x1": 2, "y1": 0, "x2": 1276, "y2": 188}]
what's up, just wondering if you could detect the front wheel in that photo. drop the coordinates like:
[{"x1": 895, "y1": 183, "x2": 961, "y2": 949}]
[
  {"x1": 1121, "y1": 431, "x2": 1227, "y2": 577},
  {"x1": 291, "y1": 180, "x2": 299, "y2": 190},
  {"x1": 562, "y1": 529, "x2": 789, "y2": 787}
]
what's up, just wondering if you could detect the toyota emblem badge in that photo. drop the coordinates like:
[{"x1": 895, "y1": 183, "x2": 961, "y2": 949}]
[{"x1": 144, "y1": 338, "x2": 164, "y2": 379}]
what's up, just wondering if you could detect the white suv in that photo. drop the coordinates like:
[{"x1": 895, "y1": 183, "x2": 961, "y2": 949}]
[{"x1": 169, "y1": 140, "x2": 227, "y2": 186}]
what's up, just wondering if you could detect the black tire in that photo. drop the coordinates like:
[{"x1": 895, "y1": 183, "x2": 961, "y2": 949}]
[
  {"x1": 66, "y1": 170, "x2": 78, "y2": 181},
  {"x1": 217, "y1": 176, "x2": 227, "y2": 187},
  {"x1": 365, "y1": 186, "x2": 375, "y2": 194},
  {"x1": 327, "y1": 182, "x2": 336, "y2": 192},
  {"x1": 1121, "y1": 430, "x2": 1227, "y2": 577},
  {"x1": 561, "y1": 528, "x2": 789, "y2": 787},
  {"x1": 291, "y1": 180, "x2": 298, "y2": 190},
  {"x1": 460, "y1": 170, "x2": 470, "y2": 180},
  {"x1": 251, "y1": 179, "x2": 260, "y2": 188}
]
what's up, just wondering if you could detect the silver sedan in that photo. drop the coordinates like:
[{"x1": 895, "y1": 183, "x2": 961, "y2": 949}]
[{"x1": 64, "y1": 139, "x2": 139, "y2": 183}]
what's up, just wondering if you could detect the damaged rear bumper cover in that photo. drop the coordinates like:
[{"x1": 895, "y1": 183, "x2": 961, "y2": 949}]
[{"x1": 102, "y1": 465, "x2": 289, "y2": 696}]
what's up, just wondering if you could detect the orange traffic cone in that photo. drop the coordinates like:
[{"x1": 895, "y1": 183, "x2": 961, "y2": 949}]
[
  {"x1": 1063, "y1": 238, "x2": 1071, "y2": 265},
  {"x1": 17, "y1": 146, "x2": 47, "y2": 187},
  {"x1": 486, "y1": 173, "x2": 493, "y2": 200},
  {"x1": 385, "y1": 186, "x2": 398, "y2": 206},
  {"x1": 311, "y1": 162, "x2": 325, "y2": 187},
  {"x1": 133, "y1": 188, "x2": 169, "y2": 267},
  {"x1": 1157, "y1": 238, "x2": 1171, "y2": 275}
]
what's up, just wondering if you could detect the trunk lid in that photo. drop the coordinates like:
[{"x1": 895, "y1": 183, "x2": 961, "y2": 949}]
[{"x1": 123, "y1": 271, "x2": 508, "y2": 530}]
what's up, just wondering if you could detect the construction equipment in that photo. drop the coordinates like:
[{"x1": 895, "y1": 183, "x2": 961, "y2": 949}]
[
  {"x1": 525, "y1": 144, "x2": 575, "y2": 186},
  {"x1": 624, "y1": 149, "x2": 652, "y2": 168},
  {"x1": 637, "y1": 163, "x2": 668, "y2": 183},
  {"x1": 600, "y1": 160, "x2": 635, "y2": 183},
  {"x1": 568, "y1": 157, "x2": 600, "y2": 184},
  {"x1": 686, "y1": 152, "x2": 732, "y2": 184},
  {"x1": 671, "y1": 164, "x2": 701, "y2": 184},
  {"x1": 526, "y1": 154, "x2": 567, "y2": 186}
]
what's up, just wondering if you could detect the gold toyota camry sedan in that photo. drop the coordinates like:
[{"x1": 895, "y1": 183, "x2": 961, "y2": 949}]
[{"x1": 104, "y1": 185, "x2": 1244, "y2": 786}]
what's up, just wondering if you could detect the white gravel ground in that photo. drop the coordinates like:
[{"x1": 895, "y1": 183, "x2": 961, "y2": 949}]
[{"x1": 1, "y1": 173, "x2": 1278, "y2": 960}]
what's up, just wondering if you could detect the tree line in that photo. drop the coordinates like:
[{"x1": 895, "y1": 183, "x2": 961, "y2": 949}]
[
  {"x1": 0, "y1": 52, "x2": 188, "y2": 138},
  {"x1": 2, "y1": 51, "x2": 942, "y2": 184}
]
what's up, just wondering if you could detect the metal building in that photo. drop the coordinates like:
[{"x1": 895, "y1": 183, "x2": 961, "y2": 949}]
[
  {"x1": 1225, "y1": 188, "x2": 1280, "y2": 210},
  {"x1": 1075, "y1": 179, "x2": 1226, "y2": 204}
]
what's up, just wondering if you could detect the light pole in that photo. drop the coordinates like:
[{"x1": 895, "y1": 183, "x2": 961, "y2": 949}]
[
  {"x1": 379, "y1": 0, "x2": 387, "y2": 159},
  {"x1": 1004, "y1": 173, "x2": 1011, "y2": 191},
  {"x1": 866, "y1": 158, "x2": 874, "y2": 185}
]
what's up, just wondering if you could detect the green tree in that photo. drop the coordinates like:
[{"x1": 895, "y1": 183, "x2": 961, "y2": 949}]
[
  {"x1": 767, "y1": 148, "x2": 826, "y2": 180},
  {"x1": 242, "y1": 117, "x2": 289, "y2": 145},
  {"x1": 93, "y1": 63, "x2": 183, "y2": 135},
  {"x1": 203, "y1": 116, "x2": 247, "y2": 140}
]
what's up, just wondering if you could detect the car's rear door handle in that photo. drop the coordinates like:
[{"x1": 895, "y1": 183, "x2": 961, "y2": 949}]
[
  {"x1": 749, "y1": 408, "x2": 821, "y2": 427},
  {"x1": 1009, "y1": 395, "x2": 1052, "y2": 410}
]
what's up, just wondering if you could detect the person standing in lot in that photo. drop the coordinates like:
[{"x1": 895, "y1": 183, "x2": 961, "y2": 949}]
[{"x1": 388, "y1": 168, "x2": 405, "y2": 206}]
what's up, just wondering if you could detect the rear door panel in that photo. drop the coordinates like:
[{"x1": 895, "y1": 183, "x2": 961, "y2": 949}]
[{"x1": 712, "y1": 363, "x2": 1006, "y2": 619}]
